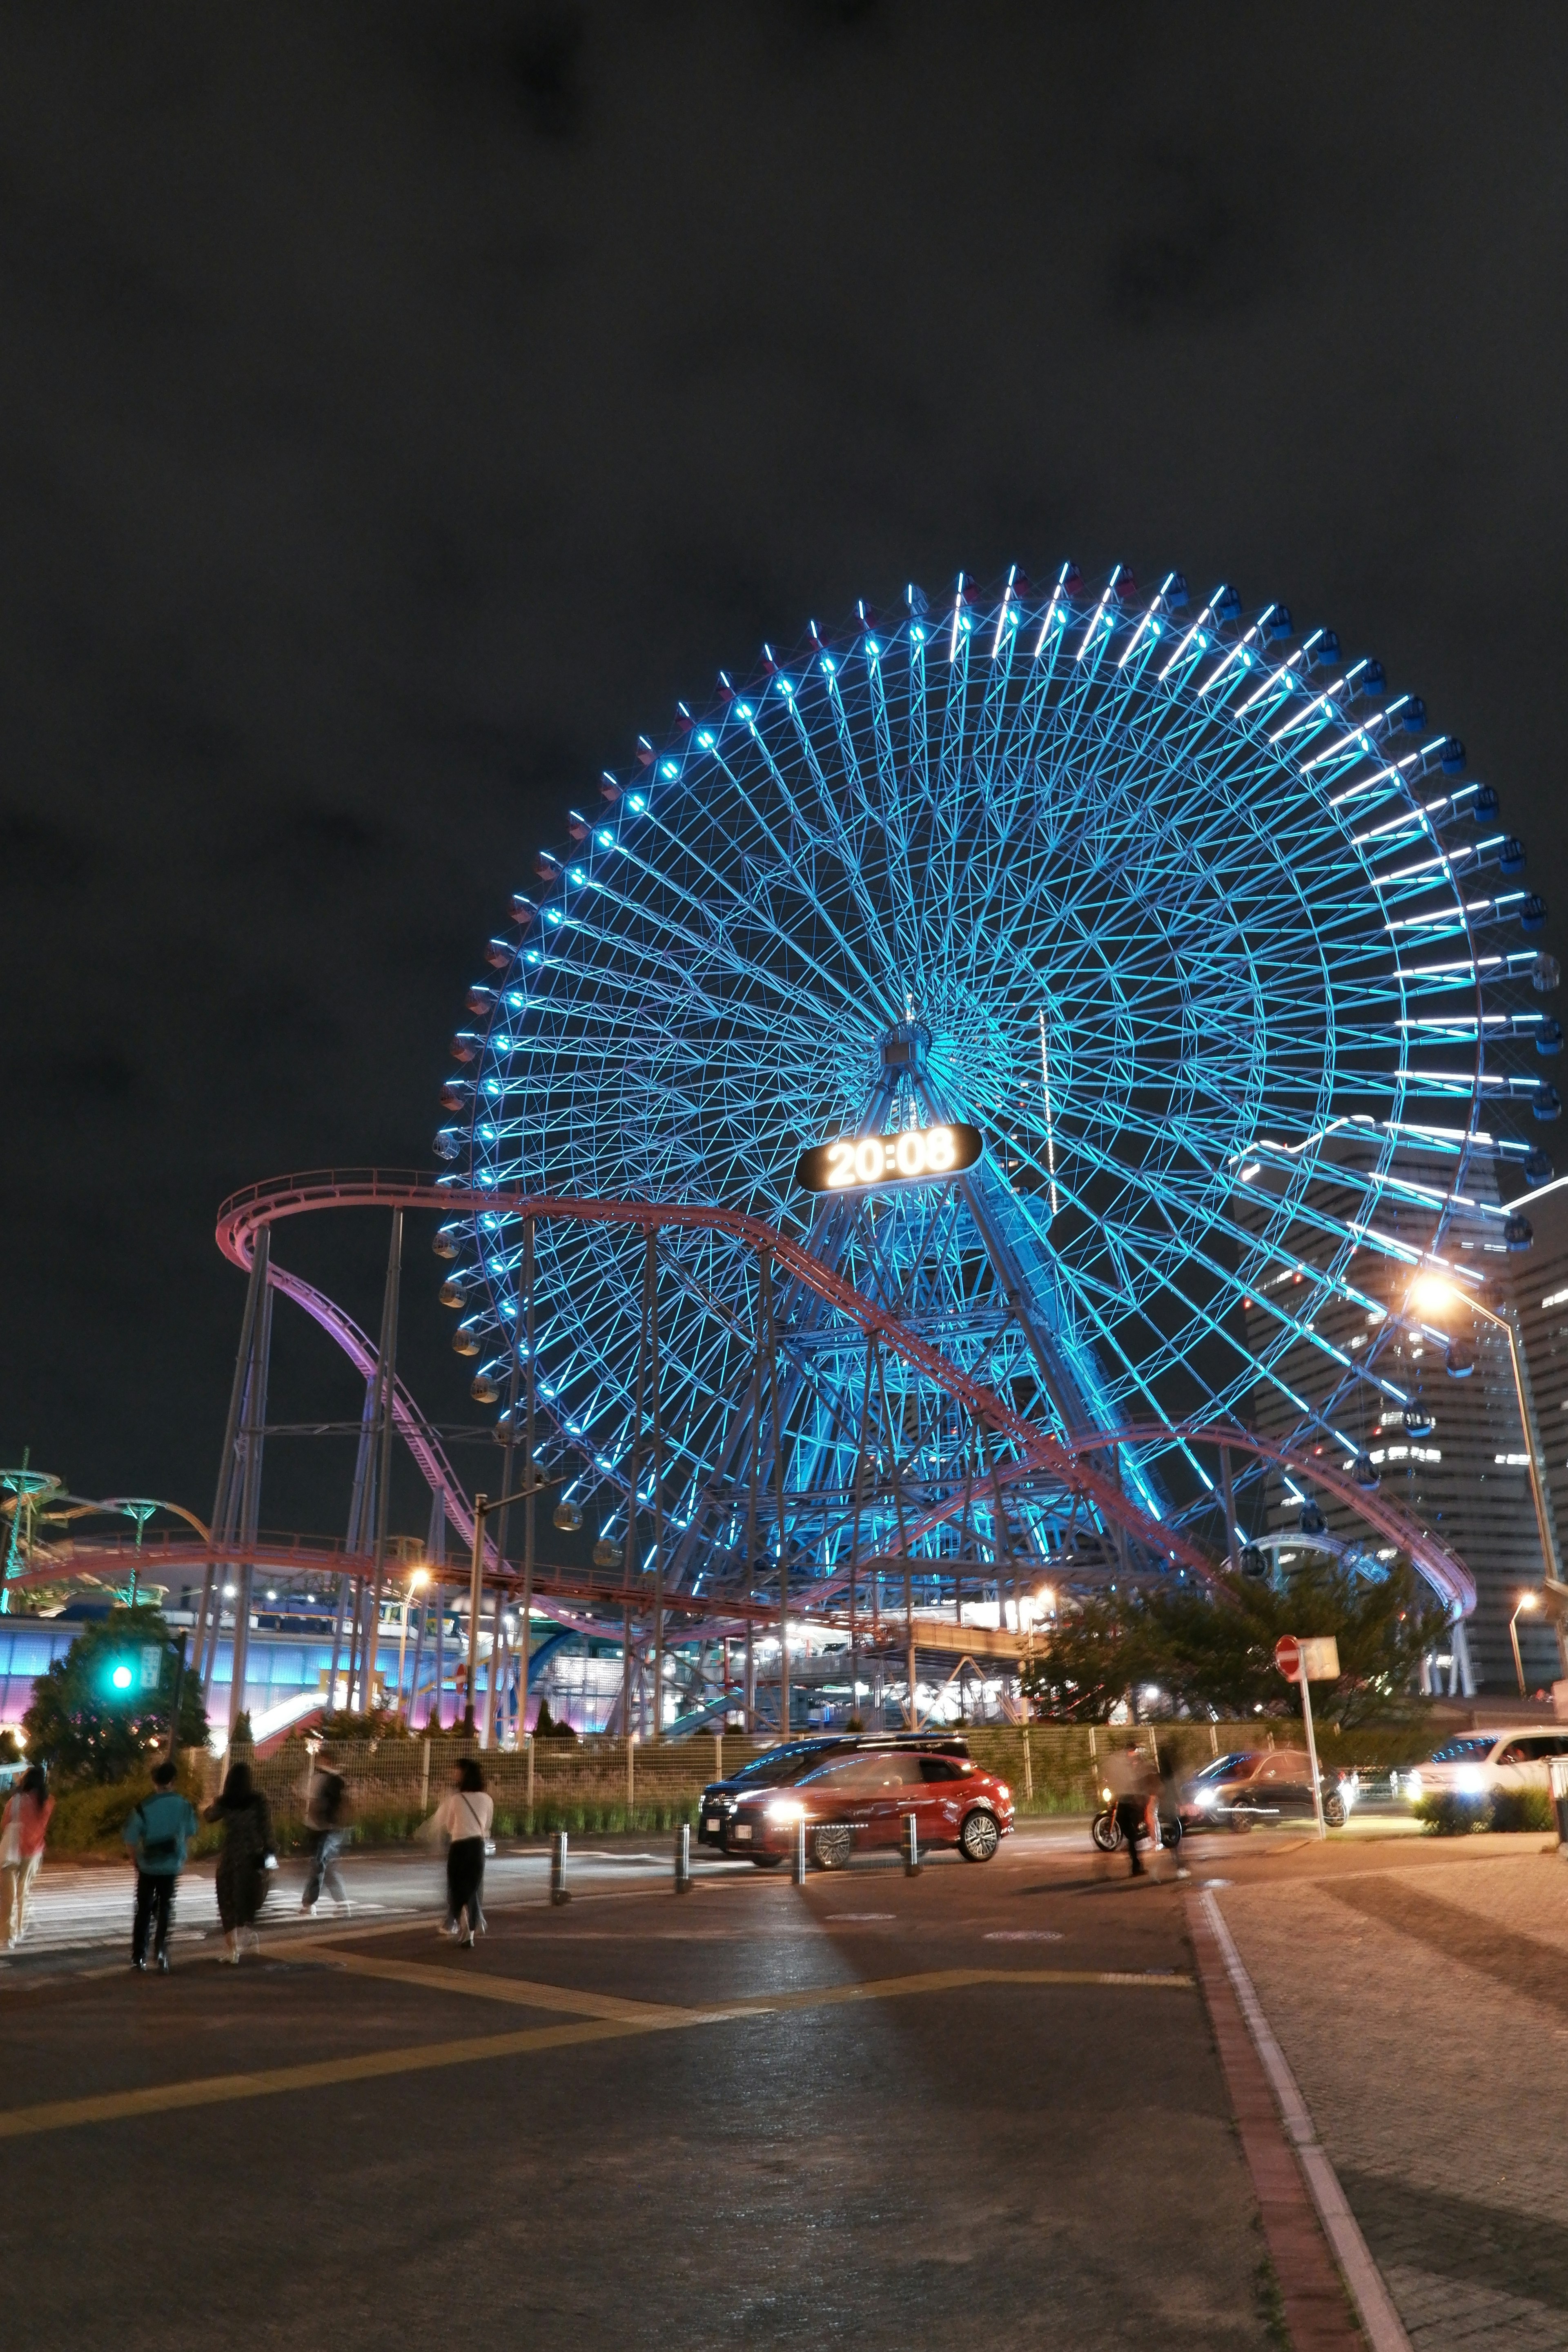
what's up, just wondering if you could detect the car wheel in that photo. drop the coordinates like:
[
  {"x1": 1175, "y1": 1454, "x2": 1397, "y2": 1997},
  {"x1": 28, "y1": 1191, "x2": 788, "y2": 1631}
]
[
  {"x1": 1158, "y1": 1812, "x2": 1183, "y2": 1850},
  {"x1": 1091, "y1": 1809, "x2": 1123, "y2": 1853},
  {"x1": 1323, "y1": 1791, "x2": 1347, "y2": 1830},
  {"x1": 749, "y1": 1854, "x2": 785, "y2": 1869},
  {"x1": 959, "y1": 1808, "x2": 1001, "y2": 1863},
  {"x1": 812, "y1": 1824, "x2": 853, "y2": 1871},
  {"x1": 1229, "y1": 1806, "x2": 1256, "y2": 1835}
]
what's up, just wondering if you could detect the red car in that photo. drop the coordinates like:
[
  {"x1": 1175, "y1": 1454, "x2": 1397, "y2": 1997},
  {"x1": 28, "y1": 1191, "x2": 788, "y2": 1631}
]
[{"x1": 724, "y1": 1744, "x2": 1015, "y2": 1869}]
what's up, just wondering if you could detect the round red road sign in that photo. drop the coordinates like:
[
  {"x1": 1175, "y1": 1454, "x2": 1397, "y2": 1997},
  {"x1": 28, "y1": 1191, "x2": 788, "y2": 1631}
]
[{"x1": 1274, "y1": 1634, "x2": 1302, "y2": 1682}]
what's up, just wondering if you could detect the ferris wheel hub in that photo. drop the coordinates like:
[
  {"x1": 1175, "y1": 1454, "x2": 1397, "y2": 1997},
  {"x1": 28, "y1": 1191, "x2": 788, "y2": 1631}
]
[{"x1": 879, "y1": 1022, "x2": 930, "y2": 1076}]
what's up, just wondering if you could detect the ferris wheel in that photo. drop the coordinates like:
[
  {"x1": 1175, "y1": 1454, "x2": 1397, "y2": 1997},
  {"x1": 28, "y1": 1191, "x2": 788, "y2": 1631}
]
[{"x1": 433, "y1": 566, "x2": 1557, "y2": 1598}]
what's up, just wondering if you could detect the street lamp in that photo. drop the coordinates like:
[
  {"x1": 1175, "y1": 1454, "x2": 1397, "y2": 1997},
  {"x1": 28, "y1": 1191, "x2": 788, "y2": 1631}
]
[
  {"x1": 396, "y1": 1565, "x2": 429, "y2": 1723},
  {"x1": 465, "y1": 1481, "x2": 564, "y2": 1737},
  {"x1": 1510, "y1": 1590, "x2": 1541, "y2": 1699},
  {"x1": 1410, "y1": 1274, "x2": 1563, "y2": 1605}
]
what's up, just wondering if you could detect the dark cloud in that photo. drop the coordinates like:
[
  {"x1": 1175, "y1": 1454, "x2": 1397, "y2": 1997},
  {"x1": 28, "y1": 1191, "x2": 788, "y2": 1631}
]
[{"x1": 0, "y1": 2, "x2": 1564, "y2": 1534}]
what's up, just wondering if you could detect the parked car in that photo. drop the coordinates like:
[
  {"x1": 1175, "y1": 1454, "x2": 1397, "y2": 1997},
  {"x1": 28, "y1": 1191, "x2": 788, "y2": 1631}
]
[
  {"x1": 695, "y1": 1733, "x2": 969, "y2": 1854},
  {"x1": 714, "y1": 1742, "x2": 1011, "y2": 1868},
  {"x1": 1177, "y1": 1746, "x2": 1351, "y2": 1832},
  {"x1": 1400, "y1": 1728, "x2": 1568, "y2": 1803}
]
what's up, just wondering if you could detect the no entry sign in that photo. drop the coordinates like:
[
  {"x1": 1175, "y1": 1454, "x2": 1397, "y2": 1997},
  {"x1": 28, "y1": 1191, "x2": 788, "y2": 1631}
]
[{"x1": 1274, "y1": 1635, "x2": 1340, "y2": 1684}]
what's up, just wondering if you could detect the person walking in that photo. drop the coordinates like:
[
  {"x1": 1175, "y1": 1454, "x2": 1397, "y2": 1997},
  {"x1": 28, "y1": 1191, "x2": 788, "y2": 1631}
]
[
  {"x1": 203, "y1": 1759, "x2": 277, "y2": 1963},
  {"x1": 0, "y1": 1765, "x2": 53, "y2": 1949},
  {"x1": 1103, "y1": 1741, "x2": 1158, "y2": 1879},
  {"x1": 300, "y1": 1762, "x2": 352, "y2": 1918},
  {"x1": 433, "y1": 1758, "x2": 492, "y2": 1948},
  {"x1": 124, "y1": 1760, "x2": 200, "y2": 1973}
]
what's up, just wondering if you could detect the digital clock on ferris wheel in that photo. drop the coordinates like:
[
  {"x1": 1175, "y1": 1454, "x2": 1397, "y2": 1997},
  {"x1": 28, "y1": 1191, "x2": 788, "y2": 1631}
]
[{"x1": 794, "y1": 1122, "x2": 984, "y2": 1195}]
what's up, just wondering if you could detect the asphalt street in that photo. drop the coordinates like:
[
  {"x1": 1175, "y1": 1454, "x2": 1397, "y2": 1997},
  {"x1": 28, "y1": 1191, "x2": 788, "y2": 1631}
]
[{"x1": 1, "y1": 1823, "x2": 1281, "y2": 2352}]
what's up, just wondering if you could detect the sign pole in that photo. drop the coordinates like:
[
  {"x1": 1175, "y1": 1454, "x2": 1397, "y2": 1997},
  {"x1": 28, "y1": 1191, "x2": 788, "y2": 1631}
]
[{"x1": 1299, "y1": 1663, "x2": 1325, "y2": 1841}]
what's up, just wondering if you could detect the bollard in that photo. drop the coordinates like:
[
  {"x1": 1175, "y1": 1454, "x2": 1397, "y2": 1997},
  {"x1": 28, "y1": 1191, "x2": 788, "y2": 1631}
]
[
  {"x1": 675, "y1": 1821, "x2": 692, "y2": 1895},
  {"x1": 902, "y1": 1811, "x2": 921, "y2": 1877},
  {"x1": 1552, "y1": 1756, "x2": 1568, "y2": 1855},
  {"x1": 792, "y1": 1815, "x2": 808, "y2": 1886},
  {"x1": 550, "y1": 1828, "x2": 571, "y2": 1906}
]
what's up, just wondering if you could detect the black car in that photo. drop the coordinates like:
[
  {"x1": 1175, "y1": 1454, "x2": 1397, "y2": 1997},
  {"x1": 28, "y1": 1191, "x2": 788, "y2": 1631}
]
[{"x1": 696, "y1": 1733, "x2": 971, "y2": 1854}]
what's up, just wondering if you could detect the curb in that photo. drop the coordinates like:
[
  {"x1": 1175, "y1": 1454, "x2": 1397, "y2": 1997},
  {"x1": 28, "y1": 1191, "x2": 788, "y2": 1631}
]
[{"x1": 1188, "y1": 1888, "x2": 1411, "y2": 2352}]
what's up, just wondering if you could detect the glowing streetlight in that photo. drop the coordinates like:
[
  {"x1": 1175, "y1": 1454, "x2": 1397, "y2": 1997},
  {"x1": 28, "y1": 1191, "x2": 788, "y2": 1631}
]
[
  {"x1": 1510, "y1": 1590, "x2": 1541, "y2": 1698},
  {"x1": 396, "y1": 1564, "x2": 430, "y2": 1723}
]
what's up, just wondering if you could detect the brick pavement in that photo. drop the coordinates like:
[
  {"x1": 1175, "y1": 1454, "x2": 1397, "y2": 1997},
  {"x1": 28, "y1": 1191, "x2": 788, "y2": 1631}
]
[{"x1": 1215, "y1": 1842, "x2": 1568, "y2": 2352}]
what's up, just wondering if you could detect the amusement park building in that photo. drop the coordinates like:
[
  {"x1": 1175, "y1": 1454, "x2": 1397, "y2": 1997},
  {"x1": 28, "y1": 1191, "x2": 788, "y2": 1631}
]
[{"x1": 1239, "y1": 1142, "x2": 1564, "y2": 1695}]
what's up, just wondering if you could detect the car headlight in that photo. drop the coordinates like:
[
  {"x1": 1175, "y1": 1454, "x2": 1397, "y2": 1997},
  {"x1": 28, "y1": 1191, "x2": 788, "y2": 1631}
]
[
  {"x1": 766, "y1": 1801, "x2": 804, "y2": 1824},
  {"x1": 1194, "y1": 1786, "x2": 1218, "y2": 1809},
  {"x1": 1404, "y1": 1770, "x2": 1421, "y2": 1798},
  {"x1": 1454, "y1": 1766, "x2": 1484, "y2": 1795}
]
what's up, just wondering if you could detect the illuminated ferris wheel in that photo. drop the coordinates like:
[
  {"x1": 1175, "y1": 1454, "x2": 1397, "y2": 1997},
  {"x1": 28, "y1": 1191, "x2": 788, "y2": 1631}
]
[{"x1": 433, "y1": 566, "x2": 1558, "y2": 1599}]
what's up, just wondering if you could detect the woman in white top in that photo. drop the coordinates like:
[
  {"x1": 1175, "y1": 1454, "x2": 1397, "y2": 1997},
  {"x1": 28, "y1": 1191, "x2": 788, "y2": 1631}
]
[{"x1": 434, "y1": 1758, "x2": 493, "y2": 1946}]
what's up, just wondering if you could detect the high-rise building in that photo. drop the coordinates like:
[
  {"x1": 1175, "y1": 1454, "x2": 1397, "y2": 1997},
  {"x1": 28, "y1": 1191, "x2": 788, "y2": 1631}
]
[
  {"x1": 1508, "y1": 1174, "x2": 1568, "y2": 1678},
  {"x1": 1237, "y1": 1138, "x2": 1561, "y2": 1694}
]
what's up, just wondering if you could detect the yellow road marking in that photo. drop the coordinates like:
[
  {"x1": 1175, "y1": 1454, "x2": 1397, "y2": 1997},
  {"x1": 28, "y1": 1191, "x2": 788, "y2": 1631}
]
[
  {"x1": 0, "y1": 1964, "x2": 1192, "y2": 2142},
  {"x1": 316, "y1": 1949, "x2": 688, "y2": 2023}
]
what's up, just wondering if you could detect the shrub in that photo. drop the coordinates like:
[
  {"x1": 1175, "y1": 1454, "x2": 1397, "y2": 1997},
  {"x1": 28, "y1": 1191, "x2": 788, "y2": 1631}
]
[
  {"x1": 47, "y1": 1760, "x2": 218, "y2": 1857},
  {"x1": 1416, "y1": 1787, "x2": 1555, "y2": 1835}
]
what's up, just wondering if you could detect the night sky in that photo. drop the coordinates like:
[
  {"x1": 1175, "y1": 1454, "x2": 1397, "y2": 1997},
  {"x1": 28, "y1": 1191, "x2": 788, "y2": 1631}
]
[{"x1": 4, "y1": 5, "x2": 1566, "y2": 1542}]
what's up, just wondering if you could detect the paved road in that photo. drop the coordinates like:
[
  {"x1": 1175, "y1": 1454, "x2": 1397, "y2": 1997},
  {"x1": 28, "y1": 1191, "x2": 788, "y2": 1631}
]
[
  {"x1": 1, "y1": 1822, "x2": 1102, "y2": 1965},
  {"x1": 2, "y1": 1822, "x2": 1282, "y2": 2352}
]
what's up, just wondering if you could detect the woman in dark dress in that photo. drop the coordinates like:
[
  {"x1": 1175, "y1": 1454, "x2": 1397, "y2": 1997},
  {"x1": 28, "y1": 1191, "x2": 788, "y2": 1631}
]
[{"x1": 203, "y1": 1761, "x2": 276, "y2": 1962}]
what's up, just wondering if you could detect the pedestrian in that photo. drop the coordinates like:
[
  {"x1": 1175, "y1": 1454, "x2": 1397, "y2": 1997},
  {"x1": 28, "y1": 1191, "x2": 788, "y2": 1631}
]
[
  {"x1": 434, "y1": 1758, "x2": 492, "y2": 1948},
  {"x1": 301, "y1": 1761, "x2": 352, "y2": 1918},
  {"x1": 124, "y1": 1760, "x2": 200, "y2": 1973},
  {"x1": 203, "y1": 1758, "x2": 278, "y2": 1963},
  {"x1": 0, "y1": 1764, "x2": 53, "y2": 1949},
  {"x1": 1102, "y1": 1741, "x2": 1158, "y2": 1878}
]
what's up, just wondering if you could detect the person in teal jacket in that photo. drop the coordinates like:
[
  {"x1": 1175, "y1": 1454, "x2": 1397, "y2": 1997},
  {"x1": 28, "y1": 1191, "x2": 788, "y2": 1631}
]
[{"x1": 124, "y1": 1760, "x2": 199, "y2": 1973}]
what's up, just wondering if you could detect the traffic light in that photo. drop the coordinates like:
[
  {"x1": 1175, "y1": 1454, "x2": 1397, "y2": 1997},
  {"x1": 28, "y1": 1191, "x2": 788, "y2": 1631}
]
[{"x1": 102, "y1": 1644, "x2": 164, "y2": 1703}]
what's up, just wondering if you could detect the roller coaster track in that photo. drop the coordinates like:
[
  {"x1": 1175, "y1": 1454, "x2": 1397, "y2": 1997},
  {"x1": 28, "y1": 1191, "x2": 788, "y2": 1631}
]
[{"x1": 214, "y1": 1170, "x2": 1475, "y2": 1619}]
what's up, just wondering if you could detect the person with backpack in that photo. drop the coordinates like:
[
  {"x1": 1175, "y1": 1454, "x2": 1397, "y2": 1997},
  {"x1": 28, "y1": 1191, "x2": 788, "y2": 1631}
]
[
  {"x1": 300, "y1": 1762, "x2": 352, "y2": 1918},
  {"x1": 1, "y1": 1764, "x2": 53, "y2": 1949},
  {"x1": 432, "y1": 1757, "x2": 492, "y2": 1948},
  {"x1": 124, "y1": 1760, "x2": 200, "y2": 1973}
]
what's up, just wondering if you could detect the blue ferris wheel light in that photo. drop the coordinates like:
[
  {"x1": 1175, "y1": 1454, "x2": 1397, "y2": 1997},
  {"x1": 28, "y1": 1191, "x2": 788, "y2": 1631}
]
[{"x1": 434, "y1": 566, "x2": 1554, "y2": 1608}]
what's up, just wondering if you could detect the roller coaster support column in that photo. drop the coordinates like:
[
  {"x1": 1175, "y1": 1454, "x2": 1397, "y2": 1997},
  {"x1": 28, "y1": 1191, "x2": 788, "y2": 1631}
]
[
  {"x1": 847, "y1": 1342, "x2": 875, "y2": 1726},
  {"x1": 1218, "y1": 1445, "x2": 1239, "y2": 1576},
  {"x1": 485, "y1": 1332, "x2": 522, "y2": 1751},
  {"x1": 228, "y1": 1230, "x2": 275, "y2": 1740},
  {"x1": 521, "y1": 1216, "x2": 536, "y2": 1742},
  {"x1": 873, "y1": 1345, "x2": 917, "y2": 1730},
  {"x1": 648, "y1": 1228, "x2": 664, "y2": 1738},
  {"x1": 359, "y1": 1209, "x2": 403, "y2": 1714},
  {"x1": 624, "y1": 1224, "x2": 651, "y2": 1733},
  {"x1": 760, "y1": 1248, "x2": 790, "y2": 1737},
  {"x1": 197, "y1": 1224, "x2": 269, "y2": 1698}
]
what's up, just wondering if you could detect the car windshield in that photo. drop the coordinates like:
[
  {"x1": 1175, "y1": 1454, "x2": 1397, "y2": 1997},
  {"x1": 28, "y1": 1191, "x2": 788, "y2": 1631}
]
[
  {"x1": 727, "y1": 1742, "x2": 842, "y2": 1787},
  {"x1": 1427, "y1": 1737, "x2": 1499, "y2": 1764},
  {"x1": 1192, "y1": 1753, "x2": 1254, "y2": 1782}
]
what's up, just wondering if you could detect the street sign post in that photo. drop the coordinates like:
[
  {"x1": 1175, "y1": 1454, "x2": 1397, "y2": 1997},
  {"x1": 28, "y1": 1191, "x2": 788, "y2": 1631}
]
[{"x1": 1274, "y1": 1635, "x2": 1340, "y2": 1840}]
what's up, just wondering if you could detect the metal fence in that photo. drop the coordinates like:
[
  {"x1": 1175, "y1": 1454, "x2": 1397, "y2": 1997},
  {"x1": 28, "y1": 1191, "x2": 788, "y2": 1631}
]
[{"x1": 223, "y1": 1718, "x2": 1375, "y2": 1839}]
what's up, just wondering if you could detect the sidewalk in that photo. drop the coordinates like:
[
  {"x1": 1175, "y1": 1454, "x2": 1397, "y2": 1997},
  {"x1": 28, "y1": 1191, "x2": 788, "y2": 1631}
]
[{"x1": 1214, "y1": 1838, "x2": 1568, "y2": 2351}]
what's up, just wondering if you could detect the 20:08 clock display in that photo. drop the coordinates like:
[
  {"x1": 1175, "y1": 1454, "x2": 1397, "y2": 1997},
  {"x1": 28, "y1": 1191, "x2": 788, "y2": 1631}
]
[{"x1": 794, "y1": 1122, "x2": 984, "y2": 1194}]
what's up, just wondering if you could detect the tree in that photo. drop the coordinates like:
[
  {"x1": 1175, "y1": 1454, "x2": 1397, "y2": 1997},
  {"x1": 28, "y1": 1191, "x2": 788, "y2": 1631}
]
[
  {"x1": 21, "y1": 1606, "x2": 208, "y2": 1782},
  {"x1": 1022, "y1": 1563, "x2": 1445, "y2": 1727}
]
